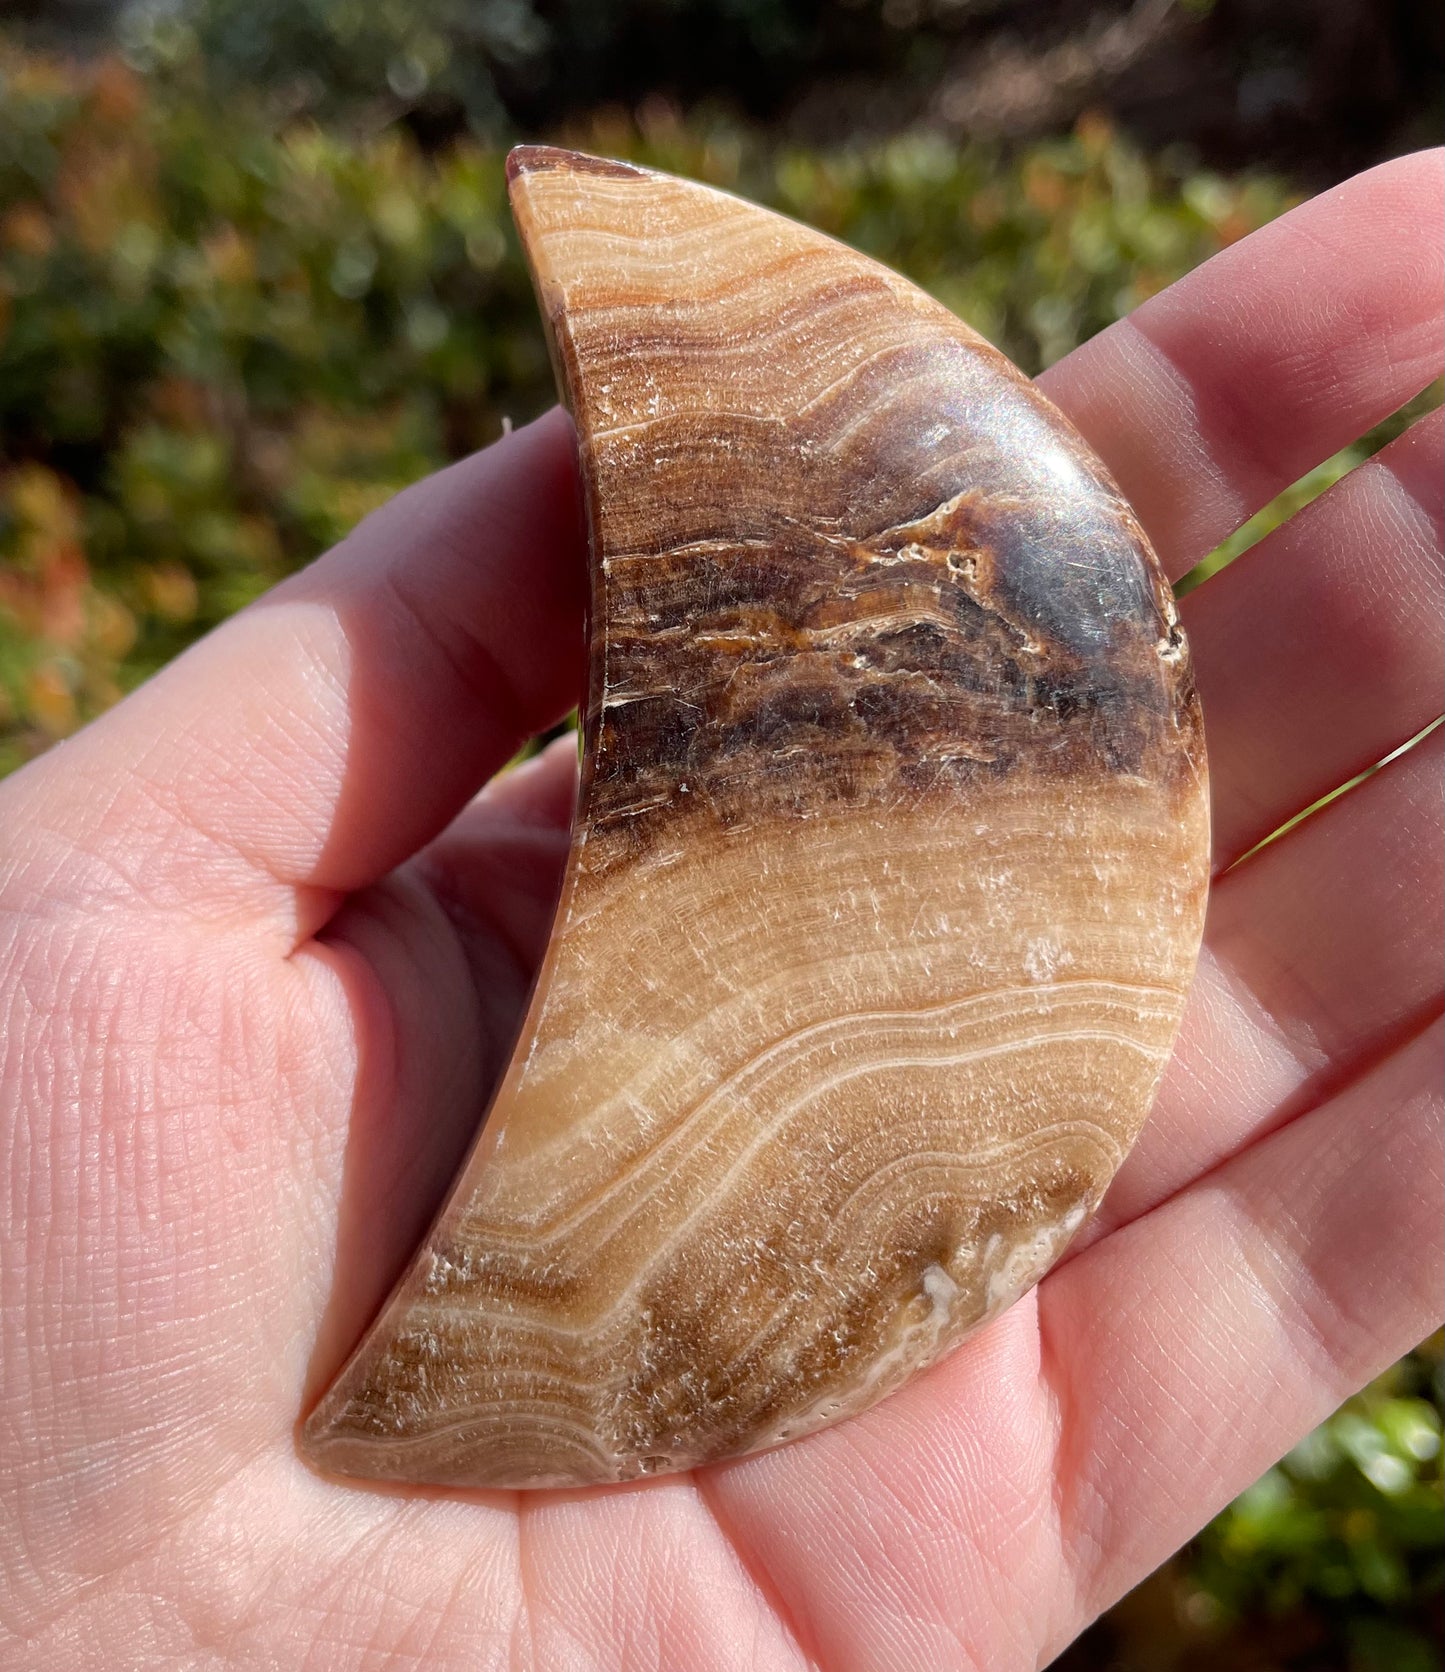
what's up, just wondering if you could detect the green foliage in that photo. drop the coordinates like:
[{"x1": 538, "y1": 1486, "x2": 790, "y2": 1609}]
[
  {"x1": 0, "y1": 42, "x2": 1295, "y2": 767},
  {"x1": 119, "y1": 0, "x2": 543, "y2": 134}
]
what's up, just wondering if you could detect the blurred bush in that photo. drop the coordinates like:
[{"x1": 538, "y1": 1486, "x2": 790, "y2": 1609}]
[
  {"x1": 0, "y1": 36, "x2": 1439, "y2": 1671},
  {"x1": 0, "y1": 41, "x2": 1295, "y2": 770},
  {"x1": 88, "y1": 0, "x2": 1445, "y2": 183},
  {"x1": 112, "y1": 0, "x2": 922, "y2": 138}
]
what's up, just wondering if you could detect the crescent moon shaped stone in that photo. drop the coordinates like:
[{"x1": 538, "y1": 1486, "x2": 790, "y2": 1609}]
[{"x1": 300, "y1": 145, "x2": 1210, "y2": 1490}]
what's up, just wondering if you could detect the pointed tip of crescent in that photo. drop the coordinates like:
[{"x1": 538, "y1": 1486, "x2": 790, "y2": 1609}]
[
  {"x1": 296, "y1": 1381, "x2": 374, "y2": 1481},
  {"x1": 506, "y1": 145, "x2": 649, "y2": 187},
  {"x1": 297, "y1": 1399, "x2": 605, "y2": 1491},
  {"x1": 296, "y1": 1398, "x2": 338, "y2": 1465},
  {"x1": 295, "y1": 1402, "x2": 390, "y2": 1488}
]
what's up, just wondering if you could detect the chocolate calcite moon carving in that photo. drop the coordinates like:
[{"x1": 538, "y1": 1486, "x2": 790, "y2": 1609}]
[{"x1": 300, "y1": 146, "x2": 1209, "y2": 1490}]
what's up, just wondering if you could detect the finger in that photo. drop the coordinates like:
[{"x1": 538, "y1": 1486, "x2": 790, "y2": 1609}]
[
  {"x1": 1039, "y1": 1015, "x2": 1444, "y2": 1639},
  {"x1": 1039, "y1": 149, "x2": 1445, "y2": 578},
  {"x1": 1184, "y1": 408, "x2": 1444, "y2": 867},
  {"x1": 1085, "y1": 728, "x2": 1443, "y2": 1245},
  {"x1": 707, "y1": 1296, "x2": 1064, "y2": 1672},
  {"x1": 475, "y1": 732, "x2": 579, "y2": 829},
  {"x1": 1203, "y1": 727, "x2": 1443, "y2": 1069},
  {"x1": 702, "y1": 1019, "x2": 1442, "y2": 1672},
  {"x1": 2, "y1": 410, "x2": 586, "y2": 945}
]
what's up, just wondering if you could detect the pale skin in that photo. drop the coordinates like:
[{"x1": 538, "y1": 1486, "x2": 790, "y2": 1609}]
[{"x1": 1, "y1": 151, "x2": 1441, "y2": 1672}]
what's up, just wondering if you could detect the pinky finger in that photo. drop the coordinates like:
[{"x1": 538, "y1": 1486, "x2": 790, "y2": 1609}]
[{"x1": 1039, "y1": 1017, "x2": 1444, "y2": 1646}]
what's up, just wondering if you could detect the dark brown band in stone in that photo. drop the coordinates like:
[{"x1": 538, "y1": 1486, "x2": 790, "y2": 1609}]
[
  {"x1": 507, "y1": 153, "x2": 1201, "y2": 872},
  {"x1": 561, "y1": 325, "x2": 1199, "y2": 865}
]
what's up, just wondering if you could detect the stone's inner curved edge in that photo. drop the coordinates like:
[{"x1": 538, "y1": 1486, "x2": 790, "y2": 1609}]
[{"x1": 297, "y1": 147, "x2": 1210, "y2": 1492}]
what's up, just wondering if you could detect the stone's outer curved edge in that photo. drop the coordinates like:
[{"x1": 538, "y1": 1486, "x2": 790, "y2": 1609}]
[{"x1": 299, "y1": 147, "x2": 1210, "y2": 1491}]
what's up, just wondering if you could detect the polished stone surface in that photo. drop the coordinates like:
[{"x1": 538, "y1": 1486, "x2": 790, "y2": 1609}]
[{"x1": 300, "y1": 145, "x2": 1209, "y2": 1489}]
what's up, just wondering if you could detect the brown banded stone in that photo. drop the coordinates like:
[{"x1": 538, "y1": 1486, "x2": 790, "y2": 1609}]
[{"x1": 298, "y1": 145, "x2": 1210, "y2": 1490}]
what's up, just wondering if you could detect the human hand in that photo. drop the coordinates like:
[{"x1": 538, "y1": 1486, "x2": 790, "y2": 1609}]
[{"x1": 2, "y1": 150, "x2": 1440, "y2": 1671}]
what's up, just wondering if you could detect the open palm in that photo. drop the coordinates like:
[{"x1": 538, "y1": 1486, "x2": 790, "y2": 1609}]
[{"x1": 2, "y1": 152, "x2": 1440, "y2": 1672}]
